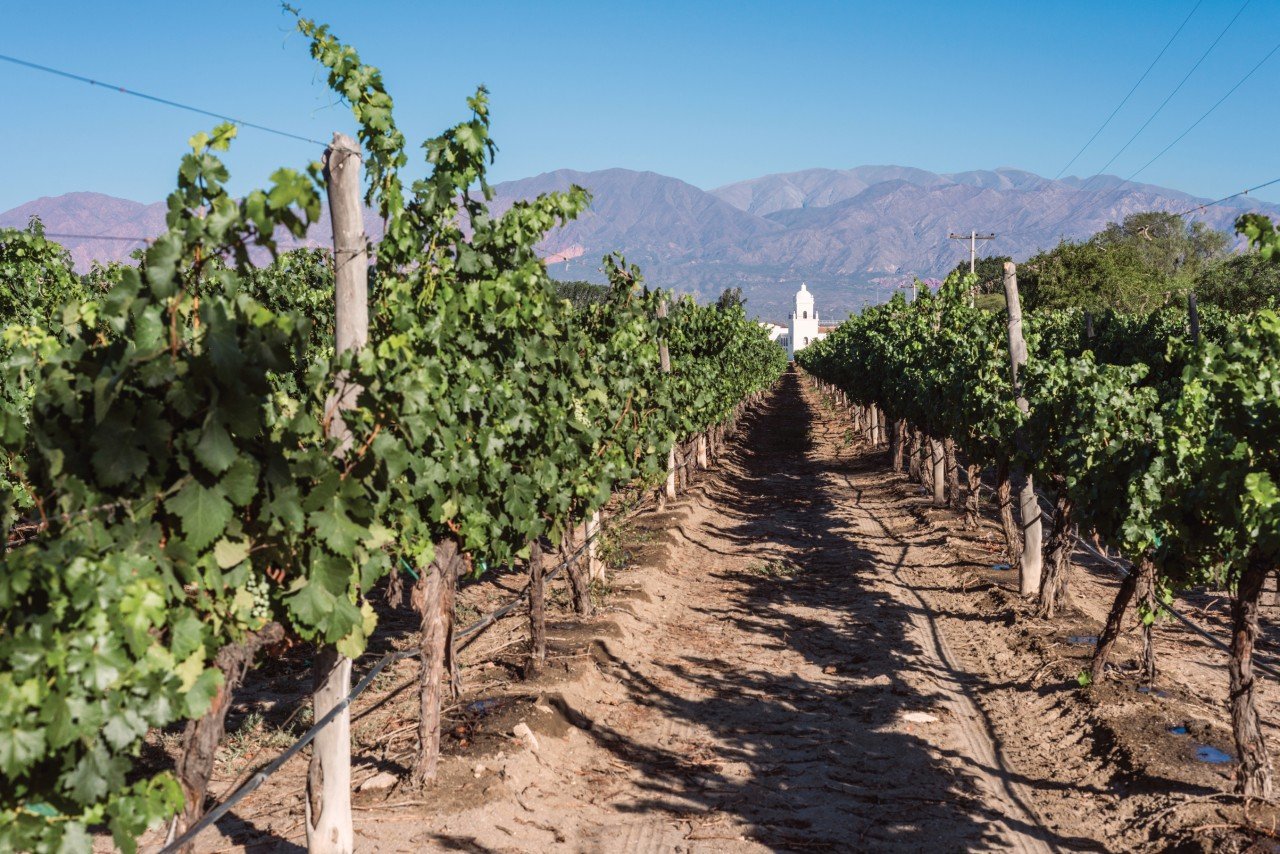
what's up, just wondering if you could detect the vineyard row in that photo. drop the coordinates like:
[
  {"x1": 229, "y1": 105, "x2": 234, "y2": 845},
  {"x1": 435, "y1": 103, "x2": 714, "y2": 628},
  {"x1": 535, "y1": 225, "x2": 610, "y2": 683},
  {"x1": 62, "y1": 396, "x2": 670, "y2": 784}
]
[
  {"x1": 796, "y1": 262, "x2": 1280, "y2": 800},
  {"x1": 0, "y1": 14, "x2": 787, "y2": 854}
]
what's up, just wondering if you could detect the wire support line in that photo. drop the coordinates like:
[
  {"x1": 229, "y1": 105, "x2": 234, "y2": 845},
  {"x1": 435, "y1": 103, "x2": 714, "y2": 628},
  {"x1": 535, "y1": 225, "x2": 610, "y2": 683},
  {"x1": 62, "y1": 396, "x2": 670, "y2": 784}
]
[
  {"x1": 37, "y1": 232, "x2": 153, "y2": 244},
  {"x1": 0, "y1": 53, "x2": 327, "y2": 147},
  {"x1": 1052, "y1": 0, "x2": 1203, "y2": 181},
  {"x1": 1171, "y1": 176, "x2": 1280, "y2": 219}
]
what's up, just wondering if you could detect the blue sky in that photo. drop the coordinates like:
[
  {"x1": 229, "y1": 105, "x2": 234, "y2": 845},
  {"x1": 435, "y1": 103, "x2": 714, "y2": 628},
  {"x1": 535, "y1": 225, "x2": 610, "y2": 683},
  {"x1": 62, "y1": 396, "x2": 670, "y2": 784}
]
[{"x1": 3, "y1": 0, "x2": 1279, "y2": 212}]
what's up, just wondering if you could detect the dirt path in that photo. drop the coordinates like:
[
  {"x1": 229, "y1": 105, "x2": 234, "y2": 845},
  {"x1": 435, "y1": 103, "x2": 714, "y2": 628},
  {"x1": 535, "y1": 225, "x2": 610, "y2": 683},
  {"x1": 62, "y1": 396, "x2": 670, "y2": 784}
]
[{"x1": 396, "y1": 369, "x2": 1092, "y2": 852}]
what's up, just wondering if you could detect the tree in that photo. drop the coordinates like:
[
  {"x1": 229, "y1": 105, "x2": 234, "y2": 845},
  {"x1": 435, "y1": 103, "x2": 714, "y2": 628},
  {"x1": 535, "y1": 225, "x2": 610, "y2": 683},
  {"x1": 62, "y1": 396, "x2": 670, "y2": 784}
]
[
  {"x1": 716, "y1": 286, "x2": 745, "y2": 311},
  {"x1": 1017, "y1": 212, "x2": 1230, "y2": 312},
  {"x1": 946, "y1": 255, "x2": 1010, "y2": 295},
  {"x1": 1095, "y1": 211, "x2": 1227, "y2": 281},
  {"x1": 1018, "y1": 239, "x2": 1155, "y2": 312},
  {"x1": 554, "y1": 279, "x2": 608, "y2": 311},
  {"x1": 1193, "y1": 251, "x2": 1280, "y2": 313}
]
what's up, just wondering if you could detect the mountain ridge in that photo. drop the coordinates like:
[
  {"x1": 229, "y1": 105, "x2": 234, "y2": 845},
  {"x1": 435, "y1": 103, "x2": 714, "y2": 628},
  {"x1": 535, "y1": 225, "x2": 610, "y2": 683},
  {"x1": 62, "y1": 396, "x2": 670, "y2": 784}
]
[{"x1": 4, "y1": 166, "x2": 1276, "y2": 321}]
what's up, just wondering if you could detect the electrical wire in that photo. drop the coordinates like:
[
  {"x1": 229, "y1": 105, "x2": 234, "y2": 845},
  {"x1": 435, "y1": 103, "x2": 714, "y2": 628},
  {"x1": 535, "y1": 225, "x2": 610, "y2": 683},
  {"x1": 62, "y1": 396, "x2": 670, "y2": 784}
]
[
  {"x1": 1053, "y1": 0, "x2": 1203, "y2": 181},
  {"x1": 1123, "y1": 37, "x2": 1280, "y2": 184},
  {"x1": 1023, "y1": 31, "x2": 1280, "y2": 240},
  {"x1": 1076, "y1": 0, "x2": 1251, "y2": 186},
  {"x1": 0, "y1": 53, "x2": 326, "y2": 147},
  {"x1": 989, "y1": 0, "x2": 1255, "y2": 247}
]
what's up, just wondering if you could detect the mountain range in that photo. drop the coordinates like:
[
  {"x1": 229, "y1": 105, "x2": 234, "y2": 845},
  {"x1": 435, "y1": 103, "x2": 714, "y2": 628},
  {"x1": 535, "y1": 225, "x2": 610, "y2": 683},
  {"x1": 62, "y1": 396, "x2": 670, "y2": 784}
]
[{"x1": 4, "y1": 165, "x2": 1277, "y2": 321}]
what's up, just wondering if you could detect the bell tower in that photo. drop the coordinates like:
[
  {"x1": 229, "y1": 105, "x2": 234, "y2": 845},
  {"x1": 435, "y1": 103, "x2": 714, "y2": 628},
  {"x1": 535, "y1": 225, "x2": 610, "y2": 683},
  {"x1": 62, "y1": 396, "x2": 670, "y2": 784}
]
[{"x1": 788, "y1": 283, "x2": 819, "y2": 359}]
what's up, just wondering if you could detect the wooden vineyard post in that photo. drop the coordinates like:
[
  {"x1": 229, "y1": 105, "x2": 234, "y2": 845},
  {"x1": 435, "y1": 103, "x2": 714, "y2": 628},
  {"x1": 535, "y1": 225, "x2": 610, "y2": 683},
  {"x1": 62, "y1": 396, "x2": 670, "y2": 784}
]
[
  {"x1": 696, "y1": 433, "x2": 709, "y2": 469},
  {"x1": 1003, "y1": 262, "x2": 1043, "y2": 597},
  {"x1": 307, "y1": 131, "x2": 367, "y2": 854},
  {"x1": 586, "y1": 510, "x2": 604, "y2": 583},
  {"x1": 526, "y1": 540, "x2": 546, "y2": 676},
  {"x1": 657, "y1": 297, "x2": 676, "y2": 504},
  {"x1": 1188, "y1": 291, "x2": 1201, "y2": 343}
]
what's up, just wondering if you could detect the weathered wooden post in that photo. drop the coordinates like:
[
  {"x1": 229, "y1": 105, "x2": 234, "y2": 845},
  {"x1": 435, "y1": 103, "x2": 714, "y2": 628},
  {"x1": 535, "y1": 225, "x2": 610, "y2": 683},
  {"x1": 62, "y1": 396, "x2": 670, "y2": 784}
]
[
  {"x1": 1188, "y1": 292, "x2": 1200, "y2": 343},
  {"x1": 308, "y1": 131, "x2": 367, "y2": 854},
  {"x1": 658, "y1": 296, "x2": 676, "y2": 504},
  {"x1": 585, "y1": 510, "x2": 604, "y2": 582},
  {"x1": 930, "y1": 438, "x2": 946, "y2": 506},
  {"x1": 1003, "y1": 262, "x2": 1042, "y2": 597}
]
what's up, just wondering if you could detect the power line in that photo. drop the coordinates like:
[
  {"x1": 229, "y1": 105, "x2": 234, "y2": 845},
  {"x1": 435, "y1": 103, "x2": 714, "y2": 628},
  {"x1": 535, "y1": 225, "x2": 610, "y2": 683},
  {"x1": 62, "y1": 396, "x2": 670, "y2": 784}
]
[
  {"x1": 1053, "y1": 0, "x2": 1203, "y2": 181},
  {"x1": 1124, "y1": 37, "x2": 1280, "y2": 184},
  {"x1": 989, "y1": 0, "x2": 1253, "y2": 246},
  {"x1": 0, "y1": 53, "x2": 326, "y2": 147},
  {"x1": 1079, "y1": 0, "x2": 1251, "y2": 184},
  {"x1": 1009, "y1": 31, "x2": 1280, "y2": 245}
]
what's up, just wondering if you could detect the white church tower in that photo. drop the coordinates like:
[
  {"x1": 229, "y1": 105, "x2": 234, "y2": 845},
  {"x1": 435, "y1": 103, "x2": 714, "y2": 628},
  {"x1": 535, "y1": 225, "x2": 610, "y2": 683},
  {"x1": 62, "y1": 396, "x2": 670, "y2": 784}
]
[{"x1": 788, "y1": 283, "x2": 820, "y2": 359}]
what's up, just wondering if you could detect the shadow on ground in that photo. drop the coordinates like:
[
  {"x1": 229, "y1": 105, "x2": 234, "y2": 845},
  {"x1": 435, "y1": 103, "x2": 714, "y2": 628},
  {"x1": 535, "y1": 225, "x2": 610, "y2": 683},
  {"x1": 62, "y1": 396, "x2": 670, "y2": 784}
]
[{"x1": 550, "y1": 369, "x2": 1102, "y2": 851}]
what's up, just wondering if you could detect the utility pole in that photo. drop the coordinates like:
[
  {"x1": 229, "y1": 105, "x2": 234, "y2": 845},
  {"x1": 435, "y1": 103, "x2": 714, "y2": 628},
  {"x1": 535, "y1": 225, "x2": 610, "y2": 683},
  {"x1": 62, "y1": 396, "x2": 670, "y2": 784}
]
[
  {"x1": 949, "y1": 230, "x2": 995, "y2": 305},
  {"x1": 949, "y1": 230, "x2": 997, "y2": 274}
]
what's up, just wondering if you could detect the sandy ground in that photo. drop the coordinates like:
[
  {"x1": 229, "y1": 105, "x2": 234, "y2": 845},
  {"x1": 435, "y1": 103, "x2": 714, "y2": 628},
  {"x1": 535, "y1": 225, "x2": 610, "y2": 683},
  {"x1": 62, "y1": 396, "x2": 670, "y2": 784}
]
[{"x1": 145, "y1": 368, "x2": 1280, "y2": 853}]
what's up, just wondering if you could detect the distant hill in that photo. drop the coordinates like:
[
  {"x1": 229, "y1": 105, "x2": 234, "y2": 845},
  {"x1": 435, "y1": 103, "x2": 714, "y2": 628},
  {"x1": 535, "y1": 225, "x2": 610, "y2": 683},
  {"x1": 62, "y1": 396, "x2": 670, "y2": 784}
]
[{"x1": 5, "y1": 166, "x2": 1277, "y2": 321}]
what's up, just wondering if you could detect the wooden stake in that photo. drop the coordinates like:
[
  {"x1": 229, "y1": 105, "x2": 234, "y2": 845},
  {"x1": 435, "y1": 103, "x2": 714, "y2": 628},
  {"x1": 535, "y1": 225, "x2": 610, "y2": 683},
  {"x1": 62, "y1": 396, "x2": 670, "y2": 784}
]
[
  {"x1": 657, "y1": 296, "x2": 676, "y2": 501},
  {"x1": 585, "y1": 511, "x2": 604, "y2": 583},
  {"x1": 308, "y1": 131, "x2": 367, "y2": 854},
  {"x1": 930, "y1": 439, "x2": 946, "y2": 507},
  {"x1": 1003, "y1": 262, "x2": 1043, "y2": 597}
]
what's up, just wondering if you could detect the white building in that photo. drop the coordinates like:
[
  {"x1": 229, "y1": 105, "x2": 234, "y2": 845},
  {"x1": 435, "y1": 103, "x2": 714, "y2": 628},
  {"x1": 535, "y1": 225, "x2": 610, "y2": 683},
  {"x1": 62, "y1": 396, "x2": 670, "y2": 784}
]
[{"x1": 761, "y1": 283, "x2": 832, "y2": 360}]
